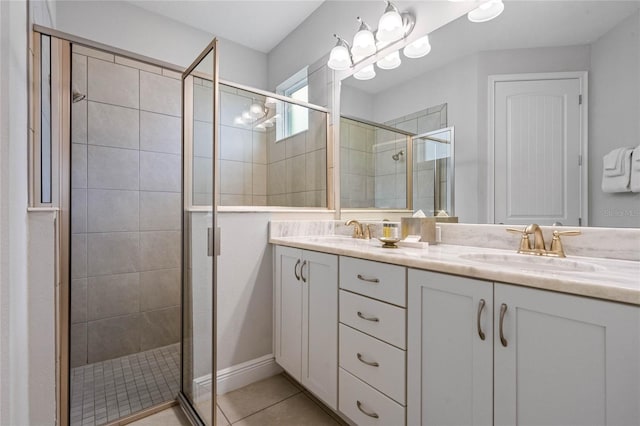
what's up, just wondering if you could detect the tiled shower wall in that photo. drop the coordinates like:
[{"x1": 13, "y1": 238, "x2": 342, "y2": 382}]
[
  {"x1": 340, "y1": 118, "x2": 375, "y2": 208},
  {"x1": 70, "y1": 45, "x2": 181, "y2": 367}
]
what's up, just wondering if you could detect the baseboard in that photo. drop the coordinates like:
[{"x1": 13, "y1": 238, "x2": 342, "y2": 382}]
[{"x1": 193, "y1": 354, "x2": 282, "y2": 400}]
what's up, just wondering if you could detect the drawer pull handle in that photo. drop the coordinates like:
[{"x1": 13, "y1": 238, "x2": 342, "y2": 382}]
[
  {"x1": 357, "y1": 311, "x2": 380, "y2": 322},
  {"x1": 357, "y1": 353, "x2": 379, "y2": 367},
  {"x1": 357, "y1": 274, "x2": 379, "y2": 283},
  {"x1": 477, "y1": 299, "x2": 486, "y2": 341},
  {"x1": 499, "y1": 303, "x2": 508, "y2": 347},
  {"x1": 294, "y1": 259, "x2": 301, "y2": 280},
  {"x1": 356, "y1": 401, "x2": 379, "y2": 419}
]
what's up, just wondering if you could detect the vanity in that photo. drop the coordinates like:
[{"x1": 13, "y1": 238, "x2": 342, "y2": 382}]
[{"x1": 270, "y1": 222, "x2": 640, "y2": 426}]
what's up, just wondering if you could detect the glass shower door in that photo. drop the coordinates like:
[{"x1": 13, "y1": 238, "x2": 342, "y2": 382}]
[{"x1": 179, "y1": 40, "x2": 218, "y2": 425}]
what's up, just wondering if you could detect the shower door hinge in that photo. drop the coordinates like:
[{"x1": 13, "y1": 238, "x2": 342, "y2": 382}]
[
  {"x1": 578, "y1": 154, "x2": 582, "y2": 166},
  {"x1": 578, "y1": 217, "x2": 582, "y2": 226},
  {"x1": 578, "y1": 94, "x2": 583, "y2": 105}
]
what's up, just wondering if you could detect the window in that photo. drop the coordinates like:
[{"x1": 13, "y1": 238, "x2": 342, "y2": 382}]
[{"x1": 276, "y1": 67, "x2": 308, "y2": 140}]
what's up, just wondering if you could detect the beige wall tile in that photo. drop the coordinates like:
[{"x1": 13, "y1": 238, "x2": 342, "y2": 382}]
[
  {"x1": 252, "y1": 164, "x2": 267, "y2": 196},
  {"x1": 115, "y1": 56, "x2": 161, "y2": 74},
  {"x1": 220, "y1": 126, "x2": 252, "y2": 162},
  {"x1": 88, "y1": 145, "x2": 139, "y2": 190},
  {"x1": 194, "y1": 84, "x2": 214, "y2": 123},
  {"x1": 285, "y1": 131, "x2": 306, "y2": 158},
  {"x1": 88, "y1": 101, "x2": 139, "y2": 150},
  {"x1": 140, "y1": 71, "x2": 181, "y2": 117},
  {"x1": 87, "y1": 189, "x2": 139, "y2": 232},
  {"x1": 139, "y1": 268, "x2": 180, "y2": 311},
  {"x1": 71, "y1": 143, "x2": 87, "y2": 189},
  {"x1": 87, "y1": 314, "x2": 140, "y2": 363},
  {"x1": 72, "y1": 99, "x2": 87, "y2": 144},
  {"x1": 140, "y1": 111, "x2": 181, "y2": 155},
  {"x1": 88, "y1": 58, "x2": 139, "y2": 108},
  {"x1": 140, "y1": 151, "x2": 181, "y2": 192},
  {"x1": 267, "y1": 160, "x2": 285, "y2": 195},
  {"x1": 193, "y1": 156, "x2": 213, "y2": 195},
  {"x1": 70, "y1": 323, "x2": 87, "y2": 368},
  {"x1": 87, "y1": 273, "x2": 140, "y2": 320},
  {"x1": 252, "y1": 131, "x2": 267, "y2": 164},
  {"x1": 71, "y1": 188, "x2": 87, "y2": 234},
  {"x1": 140, "y1": 231, "x2": 180, "y2": 271},
  {"x1": 71, "y1": 234, "x2": 87, "y2": 279},
  {"x1": 71, "y1": 278, "x2": 87, "y2": 324},
  {"x1": 220, "y1": 160, "x2": 245, "y2": 194},
  {"x1": 87, "y1": 232, "x2": 140, "y2": 276},
  {"x1": 139, "y1": 191, "x2": 180, "y2": 231},
  {"x1": 193, "y1": 120, "x2": 213, "y2": 158},
  {"x1": 140, "y1": 307, "x2": 180, "y2": 351},
  {"x1": 220, "y1": 90, "x2": 249, "y2": 127},
  {"x1": 73, "y1": 45, "x2": 114, "y2": 62}
]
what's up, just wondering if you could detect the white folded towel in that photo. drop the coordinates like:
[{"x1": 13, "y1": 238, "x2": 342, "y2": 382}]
[
  {"x1": 602, "y1": 147, "x2": 632, "y2": 193},
  {"x1": 630, "y1": 146, "x2": 640, "y2": 192}
]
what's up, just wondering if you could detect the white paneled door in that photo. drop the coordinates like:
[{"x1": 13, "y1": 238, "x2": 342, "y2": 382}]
[{"x1": 491, "y1": 74, "x2": 585, "y2": 226}]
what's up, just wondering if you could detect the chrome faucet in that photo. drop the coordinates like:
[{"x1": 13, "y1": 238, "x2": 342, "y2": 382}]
[
  {"x1": 507, "y1": 224, "x2": 581, "y2": 257},
  {"x1": 345, "y1": 220, "x2": 372, "y2": 239}
]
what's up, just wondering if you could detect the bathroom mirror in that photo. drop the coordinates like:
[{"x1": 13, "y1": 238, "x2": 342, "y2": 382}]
[{"x1": 339, "y1": 0, "x2": 640, "y2": 228}]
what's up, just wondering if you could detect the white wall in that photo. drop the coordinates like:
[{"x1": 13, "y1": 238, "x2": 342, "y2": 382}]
[
  {"x1": 589, "y1": 10, "x2": 640, "y2": 227},
  {"x1": 340, "y1": 84, "x2": 374, "y2": 121},
  {"x1": 55, "y1": 0, "x2": 268, "y2": 89}
]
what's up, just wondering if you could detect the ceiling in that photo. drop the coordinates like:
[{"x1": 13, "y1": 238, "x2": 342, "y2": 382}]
[
  {"x1": 345, "y1": 0, "x2": 640, "y2": 94},
  {"x1": 128, "y1": 0, "x2": 325, "y2": 53}
]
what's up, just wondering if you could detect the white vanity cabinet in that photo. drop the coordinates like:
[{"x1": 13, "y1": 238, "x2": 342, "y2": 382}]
[
  {"x1": 273, "y1": 245, "x2": 338, "y2": 409},
  {"x1": 408, "y1": 269, "x2": 640, "y2": 426}
]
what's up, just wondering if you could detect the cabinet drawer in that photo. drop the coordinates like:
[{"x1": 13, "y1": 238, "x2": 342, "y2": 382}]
[
  {"x1": 340, "y1": 257, "x2": 406, "y2": 307},
  {"x1": 339, "y1": 368, "x2": 405, "y2": 426},
  {"x1": 340, "y1": 290, "x2": 406, "y2": 349},
  {"x1": 339, "y1": 324, "x2": 406, "y2": 404}
]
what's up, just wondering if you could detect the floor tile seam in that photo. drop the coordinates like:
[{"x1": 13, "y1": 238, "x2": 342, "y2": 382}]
[
  {"x1": 226, "y1": 390, "x2": 303, "y2": 425},
  {"x1": 300, "y1": 390, "x2": 344, "y2": 425}
]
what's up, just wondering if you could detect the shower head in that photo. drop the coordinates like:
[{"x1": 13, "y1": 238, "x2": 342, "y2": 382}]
[{"x1": 392, "y1": 150, "x2": 405, "y2": 161}]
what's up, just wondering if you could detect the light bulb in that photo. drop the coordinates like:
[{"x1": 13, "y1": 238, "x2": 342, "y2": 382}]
[
  {"x1": 234, "y1": 116, "x2": 245, "y2": 125},
  {"x1": 263, "y1": 120, "x2": 274, "y2": 128},
  {"x1": 403, "y1": 35, "x2": 431, "y2": 59},
  {"x1": 376, "y1": 50, "x2": 401, "y2": 70},
  {"x1": 242, "y1": 111, "x2": 252, "y2": 121},
  {"x1": 328, "y1": 45, "x2": 351, "y2": 70},
  {"x1": 250, "y1": 103, "x2": 264, "y2": 118},
  {"x1": 353, "y1": 64, "x2": 376, "y2": 80},
  {"x1": 468, "y1": 0, "x2": 504, "y2": 23},
  {"x1": 352, "y1": 29, "x2": 376, "y2": 57},
  {"x1": 377, "y1": 3, "x2": 404, "y2": 43}
]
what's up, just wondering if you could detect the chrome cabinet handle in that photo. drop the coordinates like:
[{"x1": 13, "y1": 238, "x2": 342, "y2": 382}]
[
  {"x1": 300, "y1": 260, "x2": 307, "y2": 283},
  {"x1": 499, "y1": 303, "x2": 508, "y2": 347},
  {"x1": 356, "y1": 401, "x2": 379, "y2": 419},
  {"x1": 294, "y1": 259, "x2": 301, "y2": 281},
  {"x1": 477, "y1": 299, "x2": 486, "y2": 341},
  {"x1": 357, "y1": 311, "x2": 380, "y2": 322},
  {"x1": 357, "y1": 274, "x2": 379, "y2": 283},
  {"x1": 357, "y1": 353, "x2": 379, "y2": 367}
]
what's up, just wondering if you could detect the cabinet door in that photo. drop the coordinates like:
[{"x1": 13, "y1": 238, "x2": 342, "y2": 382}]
[
  {"x1": 301, "y1": 250, "x2": 338, "y2": 409},
  {"x1": 274, "y1": 245, "x2": 303, "y2": 381},
  {"x1": 494, "y1": 283, "x2": 640, "y2": 426},
  {"x1": 408, "y1": 270, "x2": 493, "y2": 426}
]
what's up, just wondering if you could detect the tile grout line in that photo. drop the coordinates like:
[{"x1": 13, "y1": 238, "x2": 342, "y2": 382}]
[{"x1": 227, "y1": 390, "x2": 302, "y2": 425}]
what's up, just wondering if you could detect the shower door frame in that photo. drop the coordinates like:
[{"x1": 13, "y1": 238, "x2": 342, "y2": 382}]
[{"x1": 32, "y1": 25, "x2": 187, "y2": 426}]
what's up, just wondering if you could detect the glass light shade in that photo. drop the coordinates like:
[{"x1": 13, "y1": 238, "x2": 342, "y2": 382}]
[
  {"x1": 241, "y1": 111, "x2": 252, "y2": 121},
  {"x1": 376, "y1": 50, "x2": 401, "y2": 70},
  {"x1": 249, "y1": 103, "x2": 264, "y2": 118},
  {"x1": 263, "y1": 120, "x2": 274, "y2": 128},
  {"x1": 234, "y1": 116, "x2": 245, "y2": 125},
  {"x1": 353, "y1": 64, "x2": 376, "y2": 80},
  {"x1": 468, "y1": 0, "x2": 505, "y2": 23},
  {"x1": 352, "y1": 29, "x2": 376, "y2": 57},
  {"x1": 403, "y1": 35, "x2": 431, "y2": 58},
  {"x1": 377, "y1": 10, "x2": 404, "y2": 42},
  {"x1": 328, "y1": 45, "x2": 351, "y2": 70}
]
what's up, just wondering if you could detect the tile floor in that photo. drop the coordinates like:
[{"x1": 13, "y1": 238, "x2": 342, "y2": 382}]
[
  {"x1": 130, "y1": 374, "x2": 345, "y2": 426},
  {"x1": 71, "y1": 343, "x2": 180, "y2": 426}
]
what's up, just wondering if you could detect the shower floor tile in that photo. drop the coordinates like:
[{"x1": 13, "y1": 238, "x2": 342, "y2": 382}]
[{"x1": 70, "y1": 343, "x2": 180, "y2": 426}]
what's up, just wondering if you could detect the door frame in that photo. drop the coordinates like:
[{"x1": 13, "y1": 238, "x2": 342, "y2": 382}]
[{"x1": 487, "y1": 71, "x2": 588, "y2": 226}]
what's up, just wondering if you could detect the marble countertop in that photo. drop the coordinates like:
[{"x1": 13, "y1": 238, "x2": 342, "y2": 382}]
[{"x1": 269, "y1": 235, "x2": 640, "y2": 306}]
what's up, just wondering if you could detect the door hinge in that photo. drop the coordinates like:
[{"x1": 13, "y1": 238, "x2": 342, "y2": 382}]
[
  {"x1": 578, "y1": 94, "x2": 583, "y2": 105},
  {"x1": 578, "y1": 154, "x2": 583, "y2": 166}
]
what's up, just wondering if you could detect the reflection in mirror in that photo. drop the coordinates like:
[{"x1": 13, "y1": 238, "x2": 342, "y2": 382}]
[
  {"x1": 338, "y1": 0, "x2": 640, "y2": 227},
  {"x1": 413, "y1": 127, "x2": 454, "y2": 216},
  {"x1": 192, "y1": 82, "x2": 328, "y2": 208}
]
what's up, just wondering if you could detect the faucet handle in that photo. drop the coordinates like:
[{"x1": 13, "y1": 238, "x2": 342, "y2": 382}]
[
  {"x1": 506, "y1": 227, "x2": 532, "y2": 252},
  {"x1": 363, "y1": 224, "x2": 374, "y2": 240},
  {"x1": 549, "y1": 229, "x2": 581, "y2": 257}
]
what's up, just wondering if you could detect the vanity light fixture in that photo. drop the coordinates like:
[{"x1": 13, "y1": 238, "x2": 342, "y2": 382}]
[
  {"x1": 328, "y1": 34, "x2": 353, "y2": 71},
  {"x1": 377, "y1": 50, "x2": 402, "y2": 70},
  {"x1": 352, "y1": 17, "x2": 376, "y2": 57},
  {"x1": 468, "y1": 0, "x2": 505, "y2": 23},
  {"x1": 377, "y1": 1, "x2": 405, "y2": 43},
  {"x1": 353, "y1": 64, "x2": 376, "y2": 80},
  {"x1": 403, "y1": 35, "x2": 431, "y2": 58}
]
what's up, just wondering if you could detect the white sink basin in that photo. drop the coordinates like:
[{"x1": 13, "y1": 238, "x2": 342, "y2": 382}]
[{"x1": 459, "y1": 253, "x2": 606, "y2": 273}]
